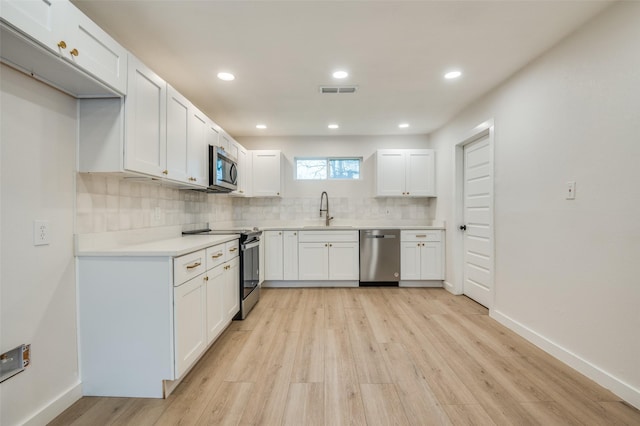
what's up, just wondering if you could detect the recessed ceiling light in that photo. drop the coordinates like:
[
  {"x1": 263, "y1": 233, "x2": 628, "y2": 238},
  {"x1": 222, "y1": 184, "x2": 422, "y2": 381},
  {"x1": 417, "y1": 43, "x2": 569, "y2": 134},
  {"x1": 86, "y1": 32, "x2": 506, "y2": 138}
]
[
  {"x1": 328, "y1": 124, "x2": 339, "y2": 129},
  {"x1": 444, "y1": 70, "x2": 462, "y2": 80},
  {"x1": 256, "y1": 124, "x2": 267, "y2": 129},
  {"x1": 398, "y1": 123, "x2": 410, "y2": 128},
  {"x1": 332, "y1": 70, "x2": 348, "y2": 79},
  {"x1": 217, "y1": 72, "x2": 235, "y2": 81}
]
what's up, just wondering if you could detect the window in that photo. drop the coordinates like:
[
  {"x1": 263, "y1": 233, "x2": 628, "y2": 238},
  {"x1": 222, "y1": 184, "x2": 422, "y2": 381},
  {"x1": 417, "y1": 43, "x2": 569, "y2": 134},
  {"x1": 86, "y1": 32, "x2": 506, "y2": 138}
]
[{"x1": 295, "y1": 157, "x2": 361, "y2": 180}]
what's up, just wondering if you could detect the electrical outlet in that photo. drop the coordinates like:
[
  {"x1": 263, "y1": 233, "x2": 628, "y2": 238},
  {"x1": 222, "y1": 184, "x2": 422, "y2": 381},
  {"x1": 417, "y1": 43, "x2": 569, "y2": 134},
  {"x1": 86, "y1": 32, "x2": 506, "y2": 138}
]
[
  {"x1": 33, "y1": 220, "x2": 50, "y2": 246},
  {"x1": 566, "y1": 181, "x2": 576, "y2": 200}
]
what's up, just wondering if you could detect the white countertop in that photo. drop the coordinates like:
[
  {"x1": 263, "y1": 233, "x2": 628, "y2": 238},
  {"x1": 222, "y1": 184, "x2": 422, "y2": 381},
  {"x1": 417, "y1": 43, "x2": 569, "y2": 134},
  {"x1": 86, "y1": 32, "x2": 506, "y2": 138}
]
[
  {"x1": 76, "y1": 234, "x2": 239, "y2": 257},
  {"x1": 260, "y1": 225, "x2": 445, "y2": 231}
]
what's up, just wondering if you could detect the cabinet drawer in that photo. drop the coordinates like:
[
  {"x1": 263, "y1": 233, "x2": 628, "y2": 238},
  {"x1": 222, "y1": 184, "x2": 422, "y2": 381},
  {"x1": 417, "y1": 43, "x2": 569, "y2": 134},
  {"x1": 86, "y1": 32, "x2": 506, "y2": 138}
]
[
  {"x1": 225, "y1": 240, "x2": 239, "y2": 259},
  {"x1": 298, "y1": 230, "x2": 358, "y2": 243},
  {"x1": 206, "y1": 243, "x2": 226, "y2": 270},
  {"x1": 174, "y1": 250, "x2": 206, "y2": 286},
  {"x1": 401, "y1": 230, "x2": 442, "y2": 242}
]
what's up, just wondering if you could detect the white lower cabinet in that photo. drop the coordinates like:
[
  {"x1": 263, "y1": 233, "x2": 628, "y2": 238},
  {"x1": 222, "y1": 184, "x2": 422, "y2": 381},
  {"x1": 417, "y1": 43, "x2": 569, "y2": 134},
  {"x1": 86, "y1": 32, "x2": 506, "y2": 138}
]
[
  {"x1": 298, "y1": 231, "x2": 359, "y2": 281},
  {"x1": 223, "y1": 256, "x2": 240, "y2": 318},
  {"x1": 400, "y1": 230, "x2": 444, "y2": 280},
  {"x1": 174, "y1": 273, "x2": 207, "y2": 378},
  {"x1": 205, "y1": 263, "x2": 225, "y2": 344},
  {"x1": 264, "y1": 230, "x2": 298, "y2": 280},
  {"x1": 77, "y1": 237, "x2": 240, "y2": 398}
]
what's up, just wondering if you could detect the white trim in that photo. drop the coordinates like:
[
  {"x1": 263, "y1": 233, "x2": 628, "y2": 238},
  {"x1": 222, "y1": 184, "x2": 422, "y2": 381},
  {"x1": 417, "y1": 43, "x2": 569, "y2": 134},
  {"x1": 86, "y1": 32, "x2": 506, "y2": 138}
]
[
  {"x1": 262, "y1": 280, "x2": 359, "y2": 288},
  {"x1": 443, "y1": 280, "x2": 460, "y2": 294},
  {"x1": 399, "y1": 280, "x2": 443, "y2": 288},
  {"x1": 21, "y1": 381, "x2": 82, "y2": 426},
  {"x1": 454, "y1": 119, "x2": 495, "y2": 307},
  {"x1": 491, "y1": 309, "x2": 640, "y2": 409}
]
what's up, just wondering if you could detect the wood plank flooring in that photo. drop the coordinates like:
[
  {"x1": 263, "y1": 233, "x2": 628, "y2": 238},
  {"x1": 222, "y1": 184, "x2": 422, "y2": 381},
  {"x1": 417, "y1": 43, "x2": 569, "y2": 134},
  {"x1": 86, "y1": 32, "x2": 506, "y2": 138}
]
[{"x1": 50, "y1": 288, "x2": 640, "y2": 425}]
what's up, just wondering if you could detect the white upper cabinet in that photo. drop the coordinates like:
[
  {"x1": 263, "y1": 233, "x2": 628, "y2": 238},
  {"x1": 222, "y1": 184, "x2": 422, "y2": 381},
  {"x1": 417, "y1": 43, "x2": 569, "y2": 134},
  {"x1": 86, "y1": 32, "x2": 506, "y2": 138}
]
[
  {"x1": 187, "y1": 107, "x2": 208, "y2": 186},
  {"x1": 0, "y1": 0, "x2": 127, "y2": 95},
  {"x1": 252, "y1": 150, "x2": 282, "y2": 197},
  {"x1": 376, "y1": 149, "x2": 435, "y2": 197},
  {"x1": 166, "y1": 86, "x2": 190, "y2": 183},
  {"x1": 124, "y1": 55, "x2": 167, "y2": 177},
  {"x1": 57, "y1": 1, "x2": 127, "y2": 94},
  {"x1": 234, "y1": 143, "x2": 251, "y2": 196},
  {"x1": 0, "y1": 0, "x2": 59, "y2": 49}
]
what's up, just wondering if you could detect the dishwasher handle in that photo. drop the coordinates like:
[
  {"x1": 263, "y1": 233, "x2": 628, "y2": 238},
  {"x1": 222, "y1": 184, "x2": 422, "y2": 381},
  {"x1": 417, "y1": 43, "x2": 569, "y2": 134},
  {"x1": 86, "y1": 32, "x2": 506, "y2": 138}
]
[{"x1": 364, "y1": 234, "x2": 397, "y2": 239}]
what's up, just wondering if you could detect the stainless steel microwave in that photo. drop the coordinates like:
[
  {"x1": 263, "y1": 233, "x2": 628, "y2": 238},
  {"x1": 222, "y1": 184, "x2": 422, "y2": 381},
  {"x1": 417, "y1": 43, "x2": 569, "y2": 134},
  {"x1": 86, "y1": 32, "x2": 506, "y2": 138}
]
[{"x1": 208, "y1": 145, "x2": 238, "y2": 193}]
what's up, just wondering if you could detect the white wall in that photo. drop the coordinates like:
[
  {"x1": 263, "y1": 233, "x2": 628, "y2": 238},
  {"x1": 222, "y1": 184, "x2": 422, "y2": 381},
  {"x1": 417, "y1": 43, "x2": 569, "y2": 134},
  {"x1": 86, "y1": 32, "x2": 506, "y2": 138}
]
[
  {"x1": 0, "y1": 65, "x2": 81, "y2": 425},
  {"x1": 430, "y1": 2, "x2": 640, "y2": 407},
  {"x1": 236, "y1": 134, "x2": 435, "y2": 226}
]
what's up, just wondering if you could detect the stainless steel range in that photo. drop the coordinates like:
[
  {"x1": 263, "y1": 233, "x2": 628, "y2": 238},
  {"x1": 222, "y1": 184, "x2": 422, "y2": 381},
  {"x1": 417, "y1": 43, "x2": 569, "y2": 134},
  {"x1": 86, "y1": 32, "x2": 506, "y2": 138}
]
[{"x1": 183, "y1": 226, "x2": 262, "y2": 319}]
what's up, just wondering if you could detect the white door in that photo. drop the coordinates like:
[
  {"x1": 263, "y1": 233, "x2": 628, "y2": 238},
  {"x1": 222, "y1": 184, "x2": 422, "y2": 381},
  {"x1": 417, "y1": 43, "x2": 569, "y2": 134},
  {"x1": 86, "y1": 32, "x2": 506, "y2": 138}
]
[
  {"x1": 376, "y1": 150, "x2": 405, "y2": 196},
  {"x1": 206, "y1": 264, "x2": 225, "y2": 344},
  {"x1": 462, "y1": 136, "x2": 493, "y2": 308},
  {"x1": 174, "y1": 275, "x2": 206, "y2": 378},
  {"x1": 328, "y1": 242, "x2": 359, "y2": 280},
  {"x1": 187, "y1": 108, "x2": 208, "y2": 186},
  {"x1": 405, "y1": 150, "x2": 435, "y2": 196},
  {"x1": 264, "y1": 231, "x2": 283, "y2": 280},
  {"x1": 252, "y1": 151, "x2": 281, "y2": 197},
  {"x1": 283, "y1": 231, "x2": 299, "y2": 280},
  {"x1": 298, "y1": 243, "x2": 328, "y2": 280},
  {"x1": 166, "y1": 86, "x2": 189, "y2": 183},
  {"x1": 124, "y1": 56, "x2": 166, "y2": 177},
  {"x1": 224, "y1": 257, "x2": 240, "y2": 319}
]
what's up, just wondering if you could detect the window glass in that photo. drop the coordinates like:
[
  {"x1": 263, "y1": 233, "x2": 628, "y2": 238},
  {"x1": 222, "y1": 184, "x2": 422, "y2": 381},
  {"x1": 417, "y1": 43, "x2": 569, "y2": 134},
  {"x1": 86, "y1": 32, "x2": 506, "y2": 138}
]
[
  {"x1": 329, "y1": 158, "x2": 360, "y2": 179},
  {"x1": 296, "y1": 159, "x2": 327, "y2": 180},
  {"x1": 295, "y1": 157, "x2": 360, "y2": 180}
]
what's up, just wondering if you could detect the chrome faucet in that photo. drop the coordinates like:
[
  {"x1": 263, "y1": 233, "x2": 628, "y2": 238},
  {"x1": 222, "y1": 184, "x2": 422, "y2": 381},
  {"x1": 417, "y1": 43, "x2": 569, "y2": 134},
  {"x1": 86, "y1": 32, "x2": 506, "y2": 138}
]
[{"x1": 319, "y1": 191, "x2": 334, "y2": 226}]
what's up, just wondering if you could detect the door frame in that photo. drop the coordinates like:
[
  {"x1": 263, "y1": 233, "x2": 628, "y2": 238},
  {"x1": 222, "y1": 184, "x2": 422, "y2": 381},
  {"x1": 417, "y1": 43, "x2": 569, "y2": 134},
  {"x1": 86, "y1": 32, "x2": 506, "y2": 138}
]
[{"x1": 451, "y1": 119, "x2": 495, "y2": 308}]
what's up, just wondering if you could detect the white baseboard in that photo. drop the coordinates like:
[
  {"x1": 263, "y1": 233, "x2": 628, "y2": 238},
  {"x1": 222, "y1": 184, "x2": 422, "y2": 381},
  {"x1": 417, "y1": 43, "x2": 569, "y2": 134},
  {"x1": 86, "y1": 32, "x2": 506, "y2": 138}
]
[
  {"x1": 443, "y1": 280, "x2": 460, "y2": 294},
  {"x1": 399, "y1": 280, "x2": 443, "y2": 288},
  {"x1": 262, "y1": 280, "x2": 359, "y2": 288},
  {"x1": 491, "y1": 309, "x2": 640, "y2": 410},
  {"x1": 23, "y1": 381, "x2": 82, "y2": 426}
]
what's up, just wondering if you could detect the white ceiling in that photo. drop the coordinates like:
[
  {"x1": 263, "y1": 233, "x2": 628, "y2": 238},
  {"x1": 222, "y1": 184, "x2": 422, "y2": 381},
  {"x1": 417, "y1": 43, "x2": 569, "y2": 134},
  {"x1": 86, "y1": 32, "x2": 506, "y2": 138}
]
[{"x1": 72, "y1": 0, "x2": 612, "y2": 138}]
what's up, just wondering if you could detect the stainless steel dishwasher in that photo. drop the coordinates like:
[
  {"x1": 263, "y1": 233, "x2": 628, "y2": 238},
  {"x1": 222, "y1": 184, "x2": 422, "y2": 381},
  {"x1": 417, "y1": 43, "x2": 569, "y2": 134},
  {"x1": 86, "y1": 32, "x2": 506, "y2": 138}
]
[{"x1": 359, "y1": 229, "x2": 400, "y2": 284}]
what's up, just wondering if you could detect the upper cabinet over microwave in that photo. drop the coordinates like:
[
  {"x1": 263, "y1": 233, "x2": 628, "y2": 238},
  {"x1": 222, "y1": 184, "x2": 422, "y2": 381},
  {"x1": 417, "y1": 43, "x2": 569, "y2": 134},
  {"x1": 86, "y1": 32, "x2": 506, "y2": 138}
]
[{"x1": 0, "y1": 0, "x2": 128, "y2": 97}]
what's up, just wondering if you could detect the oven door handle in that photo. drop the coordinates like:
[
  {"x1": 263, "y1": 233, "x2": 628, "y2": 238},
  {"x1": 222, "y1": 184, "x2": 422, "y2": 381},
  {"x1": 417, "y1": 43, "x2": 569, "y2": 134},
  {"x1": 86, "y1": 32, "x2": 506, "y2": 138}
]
[{"x1": 242, "y1": 240, "x2": 260, "y2": 250}]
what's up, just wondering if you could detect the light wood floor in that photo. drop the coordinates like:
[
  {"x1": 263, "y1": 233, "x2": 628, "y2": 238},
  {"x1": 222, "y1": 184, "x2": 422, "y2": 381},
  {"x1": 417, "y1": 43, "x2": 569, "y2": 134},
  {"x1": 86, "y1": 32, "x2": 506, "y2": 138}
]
[{"x1": 51, "y1": 288, "x2": 640, "y2": 425}]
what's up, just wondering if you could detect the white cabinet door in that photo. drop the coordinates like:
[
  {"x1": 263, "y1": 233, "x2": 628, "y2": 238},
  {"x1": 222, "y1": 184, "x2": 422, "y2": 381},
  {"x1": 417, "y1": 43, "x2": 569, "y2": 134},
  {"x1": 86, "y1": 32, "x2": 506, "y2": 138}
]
[
  {"x1": 174, "y1": 274, "x2": 206, "y2": 378},
  {"x1": 205, "y1": 264, "x2": 225, "y2": 344},
  {"x1": 376, "y1": 149, "x2": 436, "y2": 197},
  {"x1": 376, "y1": 150, "x2": 406, "y2": 196},
  {"x1": 58, "y1": 1, "x2": 128, "y2": 94},
  {"x1": 187, "y1": 107, "x2": 208, "y2": 186},
  {"x1": 406, "y1": 150, "x2": 435, "y2": 196},
  {"x1": 264, "y1": 231, "x2": 283, "y2": 280},
  {"x1": 223, "y1": 257, "x2": 240, "y2": 319},
  {"x1": 166, "y1": 86, "x2": 189, "y2": 183},
  {"x1": 124, "y1": 55, "x2": 167, "y2": 177},
  {"x1": 0, "y1": 0, "x2": 60, "y2": 51},
  {"x1": 328, "y1": 242, "x2": 359, "y2": 280},
  {"x1": 401, "y1": 242, "x2": 422, "y2": 280},
  {"x1": 420, "y1": 242, "x2": 443, "y2": 280},
  {"x1": 298, "y1": 243, "x2": 329, "y2": 280},
  {"x1": 283, "y1": 231, "x2": 299, "y2": 280},
  {"x1": 234, "y1": 143, "x2": 250, "y2": 196},
  {"x1": 252, "y1": 150, "x2": 281, "y2": 197}
]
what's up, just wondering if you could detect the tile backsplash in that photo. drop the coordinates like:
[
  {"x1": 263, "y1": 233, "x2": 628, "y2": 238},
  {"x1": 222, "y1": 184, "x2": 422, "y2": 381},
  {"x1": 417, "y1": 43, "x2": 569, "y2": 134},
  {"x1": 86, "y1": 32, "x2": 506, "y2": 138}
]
[{"x1": 76, "y1": 174, "x2": 433, "y2": 234}]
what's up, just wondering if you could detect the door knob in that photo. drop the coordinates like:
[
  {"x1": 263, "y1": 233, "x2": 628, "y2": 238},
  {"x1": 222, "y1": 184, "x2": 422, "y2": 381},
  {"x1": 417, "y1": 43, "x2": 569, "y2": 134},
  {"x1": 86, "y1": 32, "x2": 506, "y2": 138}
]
[{"x1": 459, "y1": 225, "x2": 467, "y2": 231}]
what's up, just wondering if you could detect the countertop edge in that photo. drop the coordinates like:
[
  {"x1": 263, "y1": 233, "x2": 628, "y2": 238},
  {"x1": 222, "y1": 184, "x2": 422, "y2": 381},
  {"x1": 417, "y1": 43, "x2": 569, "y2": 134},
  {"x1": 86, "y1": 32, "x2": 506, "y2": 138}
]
[{"x1": 76, "y1": 234, "x2": 239, "y2": 257}]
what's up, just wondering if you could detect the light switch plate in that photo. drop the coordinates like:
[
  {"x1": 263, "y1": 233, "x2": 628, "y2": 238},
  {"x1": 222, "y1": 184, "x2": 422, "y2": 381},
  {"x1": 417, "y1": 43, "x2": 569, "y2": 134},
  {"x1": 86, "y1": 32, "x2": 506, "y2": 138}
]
[
  {"x1": 566, "y1": 181, "x2": 576, "y2": 200},
  {"x1": 33, "y1": 220, "x2": 50, "y2": 245}
]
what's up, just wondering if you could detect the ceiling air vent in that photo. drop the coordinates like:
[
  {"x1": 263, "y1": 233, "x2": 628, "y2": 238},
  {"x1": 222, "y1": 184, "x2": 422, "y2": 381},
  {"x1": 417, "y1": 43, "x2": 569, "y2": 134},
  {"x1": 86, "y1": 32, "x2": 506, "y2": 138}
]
[{"x1": 319, "y1": 85, "x2": 358, "y2": 94}]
